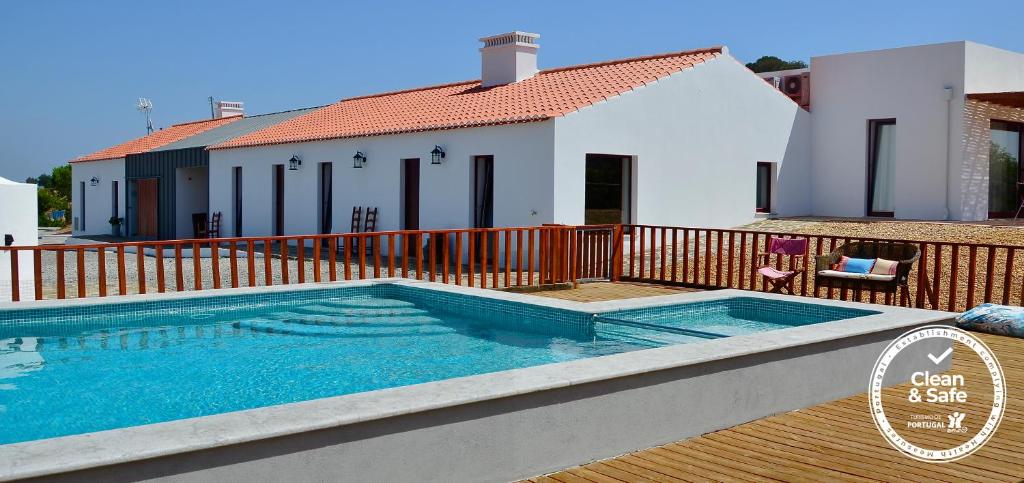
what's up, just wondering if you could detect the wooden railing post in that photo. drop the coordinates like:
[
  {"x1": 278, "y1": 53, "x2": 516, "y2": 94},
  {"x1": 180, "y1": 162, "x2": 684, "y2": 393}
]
[{"x1": 611, "y1": 225, "x2": 624, "y2": 282}]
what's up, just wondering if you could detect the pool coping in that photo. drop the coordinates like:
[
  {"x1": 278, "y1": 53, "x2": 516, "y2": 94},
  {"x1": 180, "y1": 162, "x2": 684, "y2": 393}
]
[{"x1": 0, "y1": 279, "x2": 953, "y2": 481}]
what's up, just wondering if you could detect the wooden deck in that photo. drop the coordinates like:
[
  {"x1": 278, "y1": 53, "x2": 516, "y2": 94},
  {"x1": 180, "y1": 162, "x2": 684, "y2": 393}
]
[
  {"x1": 521, "y1": 283, "x2": 1024, "y2": 482},
  {"x1": 529, "y1": 282, "x2": 698, "y2": 302}
]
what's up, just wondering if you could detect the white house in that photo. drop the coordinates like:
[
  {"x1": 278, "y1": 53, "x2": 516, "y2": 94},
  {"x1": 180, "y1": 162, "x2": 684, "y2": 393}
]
[
  {"x1": 70, "y1": 34, "x2": 1024, "y2": 241},
  {"x1": 206, "y1": 32, "x2": 809, "y2": 238},
  {"x1": 761, "y1": 41, "x2": 1024, "y2": 220},
  {"x1": 70, "y1": 115, "x2": 242, "y2": 237},
  {"x1": 0, "y1": 177, "x2": 37, "y2": 299}
]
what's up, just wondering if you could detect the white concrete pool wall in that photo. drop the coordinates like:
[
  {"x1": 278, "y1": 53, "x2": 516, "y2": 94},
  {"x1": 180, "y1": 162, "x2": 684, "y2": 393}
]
[{"x1": 0, "y1": 279, "x2": 954, "y2": 482}]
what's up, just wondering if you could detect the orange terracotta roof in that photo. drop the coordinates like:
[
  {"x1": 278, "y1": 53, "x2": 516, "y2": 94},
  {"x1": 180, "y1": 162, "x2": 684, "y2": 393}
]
[
  {"x1": 211, "y1": 47, "x2": 722, "y2": 150},
  {"x1": 72, "y1": 116, "x2": 242, "y2": 163}
]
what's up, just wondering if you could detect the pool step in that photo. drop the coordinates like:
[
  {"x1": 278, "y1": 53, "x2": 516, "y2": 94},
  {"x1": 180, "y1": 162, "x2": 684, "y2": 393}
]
[
  {"x1": 289, "y1": 304, "x2": 429, "y2": 318},
  {"x1": 233, "y1": 318, "x2": 453, "y2": 338},
  {"x1": 318, "y1": 297, "x2": 418, "y2": 310},
  {"x1": 266, "y1": 312, "x2": 444, "y2": 328}
]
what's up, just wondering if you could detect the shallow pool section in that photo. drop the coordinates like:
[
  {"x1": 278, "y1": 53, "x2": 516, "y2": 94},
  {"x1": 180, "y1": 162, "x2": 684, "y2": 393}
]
[
  {"x1": 0, "y1": 285, "x2": 880, "y2": 446},
  {"x1": 594, "y1": 296, "x2": 880, "y2": 343}
]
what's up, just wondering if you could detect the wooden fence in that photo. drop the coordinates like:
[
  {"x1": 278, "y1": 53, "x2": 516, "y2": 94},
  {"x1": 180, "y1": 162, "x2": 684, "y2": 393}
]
[
  {"x1": 4, "y1": 223, "x2": 1020, "y2": 313},
  {"x1": 619, "y1": 224, "x2": 1024, "y2": 313},
  {"x1": 0, "y1": 225, "x2": 616, "y2": 302}
]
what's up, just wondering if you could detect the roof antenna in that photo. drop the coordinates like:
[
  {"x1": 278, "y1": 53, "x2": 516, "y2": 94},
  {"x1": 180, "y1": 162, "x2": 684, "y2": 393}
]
[
  {"x1": 136, "y1": 98, "x2": 154, "y2": 134},
  {"x1": 208, "y1": 96, "x2": 216, "y2": 119}
]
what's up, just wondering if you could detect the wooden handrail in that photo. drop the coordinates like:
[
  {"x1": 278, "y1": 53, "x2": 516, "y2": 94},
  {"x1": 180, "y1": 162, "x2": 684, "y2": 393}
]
[{"x1": 3, "y1": 223, "x2": 1018, "y2": 314}]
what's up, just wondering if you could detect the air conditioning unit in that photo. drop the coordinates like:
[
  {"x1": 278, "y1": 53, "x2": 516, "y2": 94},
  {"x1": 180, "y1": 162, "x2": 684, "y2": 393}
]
[
  {"x1": 762, "y1": 75, "x2": 780, "y2": 89},
  {"x1": 781, "y1": 73, "x2": 810, "y2": 109}
]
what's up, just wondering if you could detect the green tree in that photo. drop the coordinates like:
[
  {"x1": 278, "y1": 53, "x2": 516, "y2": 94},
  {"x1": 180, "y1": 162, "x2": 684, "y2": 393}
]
[
  {"x1": 745, "y1": 56, "x2": 808, "y2": 73},
  {"x1": 50, "y1": 164, "x2": 71, "y2": 200}
]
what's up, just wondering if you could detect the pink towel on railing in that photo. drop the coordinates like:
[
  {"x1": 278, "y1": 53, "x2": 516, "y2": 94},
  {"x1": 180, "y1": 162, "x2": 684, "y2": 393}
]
[{"x1": 769, "y1": 237, "x2": 808, "y2": 255}]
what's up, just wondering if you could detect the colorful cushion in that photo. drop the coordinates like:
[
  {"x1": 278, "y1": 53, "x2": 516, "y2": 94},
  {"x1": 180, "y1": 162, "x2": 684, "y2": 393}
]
[
  {"x1": 840, "y1": 257, "x2": 875, "y2": 274},
  {"x1": 817, "y1": 270, "x2": 895, "y2": 281},
  {"x1": 871, "y1": 258, "x2": 899, "y2": 276},
  {"x1": 956, "y1": 304, "x2": 1024, "y2": 338}
]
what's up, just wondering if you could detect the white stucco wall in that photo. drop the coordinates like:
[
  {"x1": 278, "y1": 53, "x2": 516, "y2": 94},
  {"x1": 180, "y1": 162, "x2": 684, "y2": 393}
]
[
  {"x1": 70, "y1": 158, "x2": 126, "y2": 236},
  {"x1": 809, "y1": 42, "x2": 967, "y2": 220},
  {"x1": 552, "y1": 54, "x2": 811, "y2": 229},
  {"x1": 208, "y1": 122, "x2": 555, "y2": 239},
  {"x1": 961, "y1": 99, "x2": 1024, "y2": 220},
  {"x1": 175, "y1": 166, "x2": 210, "y2": 238},
  {"x1": 964, "y1": 41, "x2": 1024, "y2": 95},
  {"x1": 0, "y1": 178, "x2": 37, "y2": 300}
]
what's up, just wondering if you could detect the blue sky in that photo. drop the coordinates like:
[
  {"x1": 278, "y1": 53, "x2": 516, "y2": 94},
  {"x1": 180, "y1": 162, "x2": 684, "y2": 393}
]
[{"x1": 1, "y1": 0, "x2": 1020, "y2": 182}]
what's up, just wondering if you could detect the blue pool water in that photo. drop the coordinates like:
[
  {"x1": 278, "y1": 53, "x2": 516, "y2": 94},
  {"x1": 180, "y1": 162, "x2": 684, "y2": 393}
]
[{"x1": 0, "y1": 285, "x2": 877, "y2": 445}]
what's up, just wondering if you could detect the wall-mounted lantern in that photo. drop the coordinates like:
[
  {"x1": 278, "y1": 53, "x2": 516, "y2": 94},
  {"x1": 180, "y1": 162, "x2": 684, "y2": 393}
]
[
  {"x1": 89, "y1": 176, "x2": 100, "y2": 186},
  {"x1": 430, "y1": 145, "x2": 446, "y2": 165},
  {"x1": 352, "y1": 151, "x2": 367, "y2": 169},
  {"x1": 288, "y1": 155, "x2": 302, "y2": 171}
]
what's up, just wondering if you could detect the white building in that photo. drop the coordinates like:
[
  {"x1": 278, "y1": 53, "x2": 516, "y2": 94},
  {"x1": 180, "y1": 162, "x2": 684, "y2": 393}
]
[
  {"x1": 0, "y1": 177, "x2": 37, "y2": 299},
  {"x1": 71, "y1": 34, "x2": 1024, "y2": 240},
  {"x1": 762, "y1": 41, "x2": 1024, "y2": 220},
  {"x1": 206, "y1": 33, "x2": 809, "y2": 237}
]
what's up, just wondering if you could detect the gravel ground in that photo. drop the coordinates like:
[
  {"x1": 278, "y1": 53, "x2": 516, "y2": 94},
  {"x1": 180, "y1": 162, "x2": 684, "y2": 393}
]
[{"x1": 739, "y1": 217, "x2": 1024, "y2": 246}]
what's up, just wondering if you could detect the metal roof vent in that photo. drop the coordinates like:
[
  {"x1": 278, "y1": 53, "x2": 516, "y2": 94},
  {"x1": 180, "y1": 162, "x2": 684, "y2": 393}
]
[{"x1": 479, "y1": 31, "x2": 539, "y2": 87}]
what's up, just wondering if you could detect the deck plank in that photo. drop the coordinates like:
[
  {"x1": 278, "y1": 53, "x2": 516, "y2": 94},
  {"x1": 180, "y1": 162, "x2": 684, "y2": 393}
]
[{"x1": 521, "y1": 283, "x2": 1024, "y2": 482}]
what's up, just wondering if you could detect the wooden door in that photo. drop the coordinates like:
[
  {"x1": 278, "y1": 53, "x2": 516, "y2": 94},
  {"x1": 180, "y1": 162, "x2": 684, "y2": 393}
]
[
  {"x1": 136, "y1": 178, "x2": 159, "y2": 238},
  {"x1": 273, "y1": 164, "x2": 284, "y2": 236},
  {"x1": 403, "y1": 158, "x2": 420, "y2": 230}
]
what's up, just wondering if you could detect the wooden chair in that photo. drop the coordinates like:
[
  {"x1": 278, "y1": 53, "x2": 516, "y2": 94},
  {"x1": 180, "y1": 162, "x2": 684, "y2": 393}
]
[
  {"x1": 815, "y1": 241, "x2": 920, "y2": 306},
  {"x1": 346, "y1": 206, "x2": 362, "y2": 255},
  {"x1": 208, "y1": 212, "x2": 221, "y2": 238},
  {"x1": 363, "y1": 207, "x2": 378, "y2": 255},
  {"x1": 757, "y1": 237, "x2": 808, "y2": 294}
]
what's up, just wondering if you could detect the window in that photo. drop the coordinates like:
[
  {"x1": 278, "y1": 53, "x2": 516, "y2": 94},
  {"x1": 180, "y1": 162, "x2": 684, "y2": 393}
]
[
  {"x1": 473, "y1": 156, "x2": 494, "y2": 228},
  {"x1": 755, "y1": 162, "x2": 772, "y2": 213},
  {"x1": 988, "y1": 120, "x2": 1022, "y2": 218},
  {"x1": 79, "y1": 181, "x2": 86, "y2": 230},
  {"x1": 111, "y1": 181, "x2": 119, "y2": 220},
  {"x1": 232, "y1": 167, "x2": 243, "y2": 236},
  {"x1": 318, "y1": 162, "x2": 333, "y2": 234},
  {"x1": 585, "y1": 154, "x2": 632, "y2": 225},
  {"x1": 867, "y1": 119, "x2": 896, "y2": 217}
]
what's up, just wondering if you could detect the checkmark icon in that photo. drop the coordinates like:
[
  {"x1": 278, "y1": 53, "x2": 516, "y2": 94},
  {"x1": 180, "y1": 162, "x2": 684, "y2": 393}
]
[{"x1": 928, "y1": 347, "x2": 953, "y2": 365}]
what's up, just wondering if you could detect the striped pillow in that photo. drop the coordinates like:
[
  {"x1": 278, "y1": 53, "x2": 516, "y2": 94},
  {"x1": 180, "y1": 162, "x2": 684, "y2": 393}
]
[{"x1": 871, "y1": 258, "x2": 899, "y2": 276}]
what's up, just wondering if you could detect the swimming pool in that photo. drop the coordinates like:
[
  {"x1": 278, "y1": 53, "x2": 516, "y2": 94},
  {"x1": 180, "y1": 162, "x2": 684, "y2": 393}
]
[
  {"x1": 0, "y1": 280, "x2": 951, "y2": 482},
  {"x1": 0, "y1": 285, "x2": 877, "y2": 445}
]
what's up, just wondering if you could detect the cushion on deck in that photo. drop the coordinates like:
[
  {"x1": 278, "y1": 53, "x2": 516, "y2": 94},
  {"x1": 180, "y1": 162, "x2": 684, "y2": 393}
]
[
  {"x1": 956, "y1": 304, "x2": 1024, "y2": 338},
  {"x1": 817, "y1": 269, "x2": 895, "y2": 281},
  {"x1": 870, "y1": 258, "x2": 899, "y2": 276},
  {"x1": 758, "y1": 266, "x2": 796, "y2": 279}
]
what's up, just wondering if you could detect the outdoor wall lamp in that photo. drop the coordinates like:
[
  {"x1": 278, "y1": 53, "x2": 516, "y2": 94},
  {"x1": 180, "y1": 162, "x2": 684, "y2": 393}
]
[
  {"x1": 430, "y1": 145, "x2": 446, "y2": 165},
  {"x1": 352, "y1": 151, "x2": 367, "y2": 169},
  {"x1": 288, "y1": 155, "x2": 302, "y2": 171},
  {"x1": 89, "y1": 176, "x2": 100, "y2": 186}
]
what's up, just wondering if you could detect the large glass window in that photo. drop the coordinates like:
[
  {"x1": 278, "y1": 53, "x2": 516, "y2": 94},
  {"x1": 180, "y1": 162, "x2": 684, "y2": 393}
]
[
  {"x1": 867, "y1": 119, "x2": 896, "y2": 217},
  {"x1": 585, "y1": 154, "x2": 632, "y2": 225},
  {"x1": 989, "y1": 120, "x2": 1022, "y2": 217}
]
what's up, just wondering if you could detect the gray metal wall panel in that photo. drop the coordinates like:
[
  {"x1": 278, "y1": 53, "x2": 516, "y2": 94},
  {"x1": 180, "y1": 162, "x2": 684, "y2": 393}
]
[{"x1": 125, "y1": 147, "x2": 208, "y2": 239}]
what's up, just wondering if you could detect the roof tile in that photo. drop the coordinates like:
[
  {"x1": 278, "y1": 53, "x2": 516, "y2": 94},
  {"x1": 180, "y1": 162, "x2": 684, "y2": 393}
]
[
  {"x1": 72, "y1": 116, "x2": 242, "y2": 163},
  {"x1": 211, "y1": 47, "x2": 722, "y2": 150}
]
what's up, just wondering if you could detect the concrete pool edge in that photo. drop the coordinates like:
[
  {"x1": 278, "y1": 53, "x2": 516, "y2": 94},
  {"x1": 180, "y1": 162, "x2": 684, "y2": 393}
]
[{"x1": 0, "y1": 280, "x2": 954, "y2": 482}]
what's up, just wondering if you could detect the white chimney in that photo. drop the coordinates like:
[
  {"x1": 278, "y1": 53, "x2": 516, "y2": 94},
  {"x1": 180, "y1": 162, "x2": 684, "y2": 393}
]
[
  {"x1": 215, "y1": 101, "x2": 244, "y2": 119},
  {"x1": 479, "y1": 32, "x2": 539, "y2": 87}
]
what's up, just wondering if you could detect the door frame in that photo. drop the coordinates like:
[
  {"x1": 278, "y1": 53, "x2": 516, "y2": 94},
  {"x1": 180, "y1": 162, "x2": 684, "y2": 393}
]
[
  {"x1": 987, "y1": 119, "x2": 1024, "y2": 219},
  {"x1": 402, "y1": 158, "x2": 420, "y2": 231}
]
